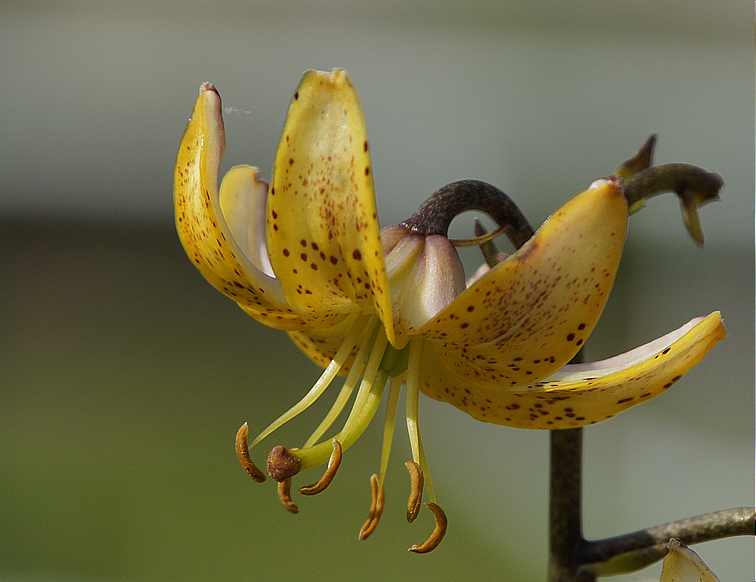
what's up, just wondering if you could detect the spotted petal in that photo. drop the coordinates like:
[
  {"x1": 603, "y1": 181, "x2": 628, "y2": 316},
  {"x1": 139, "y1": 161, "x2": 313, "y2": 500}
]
[
  {"x1": 416, "y1": 178, "x2": 628, "y2": 387},
  {"x1": 174, "y1": 84, "x2": 305, "y2": 330},
  {"x1": 266, "y1": 69, "x2": 395, "y2": 342},
  {"x1": 420, "y1": 312, "x2": 724, "y2": 428}
]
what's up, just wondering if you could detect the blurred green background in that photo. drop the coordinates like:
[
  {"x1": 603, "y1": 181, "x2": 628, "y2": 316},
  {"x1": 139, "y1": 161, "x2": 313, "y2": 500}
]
[{"x1": 1, "y1": 1, "x2": 753, "y2": 581}]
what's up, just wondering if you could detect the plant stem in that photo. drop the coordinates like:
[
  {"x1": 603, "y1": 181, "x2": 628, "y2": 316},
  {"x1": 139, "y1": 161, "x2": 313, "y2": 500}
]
[
  {"x1": 549, "y1": 428, "x2": 591, "y2": 582},
  {"x1": 549, "y1": 349, "x2": 591, "y2": 582},
  {"x1": 547, "y1": 432, "x2": 754, "y2": 580},
  {"x1": 580, "y1": 507, "x2": 756, "y2": 576}
]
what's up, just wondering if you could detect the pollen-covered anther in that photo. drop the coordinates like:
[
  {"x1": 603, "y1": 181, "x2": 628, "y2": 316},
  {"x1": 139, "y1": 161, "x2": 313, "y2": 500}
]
[
  {"x1": 404, "y1": 460, "x2": 424, "y2": 522},
  {"x1": 358, "y1": 474, "x2": 385, "y2": 540},
  {"x1": 235, "y1": 422, "x2": 266, "y2": 483},
  {"x1": 277, "y1": 478, "x2": 299, "y2": 514},
  {"x1": 267, "y1": 445, "x2": 302, "y2": 482},
  {"x1": 299, "y1": 439, "x2": 342, "y2": 496},
  {"x1": 408, "y1": 502, "x2": 447, "y2": 554}
]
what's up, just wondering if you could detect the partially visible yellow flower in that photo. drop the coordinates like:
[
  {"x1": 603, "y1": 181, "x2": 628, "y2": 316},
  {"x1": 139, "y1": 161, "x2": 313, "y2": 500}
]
[
  {"x1": 173, "y1": 69, "x2": 725, "y2": 552},
  {"x1": 660, "y1": 540, "x2": 720, "y2": 581}
]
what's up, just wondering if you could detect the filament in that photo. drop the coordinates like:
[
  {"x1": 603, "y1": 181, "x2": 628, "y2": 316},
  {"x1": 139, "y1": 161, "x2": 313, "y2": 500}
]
[
  {"x1": 405, "y1": 339, "x2": 423, "y2": 464},
  {"x1": 378, "y1": 376, "x2": 403, "y2": 486},
  {"x1": 405, "y1": 338, "x2": 436, "y2": 502},
  {"x1": 303, "y1": 320, "x2": 379, "y2": 447},
  {"x1": 251, "y1": 317, "x2": 367, "y2": 448},
  {"x1": 291, "y1": 332, "x2": 389, "y2": 470}
]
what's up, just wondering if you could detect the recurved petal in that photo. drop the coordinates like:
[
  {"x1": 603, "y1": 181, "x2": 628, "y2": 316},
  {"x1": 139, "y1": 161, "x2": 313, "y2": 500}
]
[
  {"x1": 416, "y1": 178, "x2": 628, "y2": 387},
  {"x1": 174, "y1": 84, "x2": 306, "y2": 330},
  {"x1": 419, "y1": 312, "x2": 725, "y2": 428},
  {"x1": 266, "y1": 69, "x2": 395, "y2": 342},
  {"x1": 219, "y1": 165, "x2": 274, "y2": 277},
  {"x1": 660, "y1": 540, "x2": 720, "y2": 582}
]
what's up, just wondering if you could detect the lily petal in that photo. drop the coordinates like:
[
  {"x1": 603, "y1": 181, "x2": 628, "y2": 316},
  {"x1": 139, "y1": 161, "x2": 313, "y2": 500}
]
[
  {"x1": 660, "y1": 539, "x2": 720, "y2": 582},
  {"x1": 174, "y1": 84, "x2": 305, "y2": 329},
  {"x1": 420, "y1": 312, "x2": 725, "y2": 428},
  {"x1": 416, "y1": 178, "x2": 628, "y2": 387},
  {"x1": 392, "y1": 235, "x2": 466, "y2": 344},
  {"x1": 266, "y1": 69, "x2": 395, "y2": 342},
  {"x1": 219, "y1": 165, "x2": 274, "y2": 277}
]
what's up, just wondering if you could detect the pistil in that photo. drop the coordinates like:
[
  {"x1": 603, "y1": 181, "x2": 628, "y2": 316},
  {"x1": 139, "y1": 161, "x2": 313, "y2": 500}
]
[
  {"x1": 267, "y1": 331, "x2": 389, "y2": 475},
  {"x1": 303, "y1": 320, "x2": 379, "y2": 447}
]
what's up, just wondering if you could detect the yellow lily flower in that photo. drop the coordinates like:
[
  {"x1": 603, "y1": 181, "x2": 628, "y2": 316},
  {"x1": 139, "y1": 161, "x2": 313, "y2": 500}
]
[{"x1": 174, "y1": 69, "x2": 725, "y2": 552}]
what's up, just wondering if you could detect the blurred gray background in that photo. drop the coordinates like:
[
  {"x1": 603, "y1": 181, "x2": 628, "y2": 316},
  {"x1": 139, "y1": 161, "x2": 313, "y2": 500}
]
[{"x1": 1, "y1": 1, "x2": 753, "y2": 581}]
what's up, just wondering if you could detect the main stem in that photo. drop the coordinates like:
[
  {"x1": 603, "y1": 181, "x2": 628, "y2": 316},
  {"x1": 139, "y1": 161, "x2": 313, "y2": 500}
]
[
  {"x1": 549, "y1": 348, "x2": 592, "y2": 582},
  {"x1": 549, "y1": 428, "x2": 591, "y2": 582}
]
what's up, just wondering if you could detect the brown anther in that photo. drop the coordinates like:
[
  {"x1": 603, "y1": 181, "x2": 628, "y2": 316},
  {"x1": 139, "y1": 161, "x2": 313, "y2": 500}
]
[
  {"x1": 358, "y1": 474, "x2": 385, "y2": 540},
  {"x1": 299, "y1": 439, "x2": 342, "y2": 496},
  {"x1": 408, "y1": 502, "x2": 447, "y2": 554},
  {"x1": 234, "y1": 422, "x2": 266, "y2": 483},
  {"x1": 404, "y1": 460, "x2": 424, "y2": 523},
  {"x1": 277, "y1": 479, "x2": 299, "y2": 514},
  {"x1": 266, "y1": 445, "x2": 302, "y2": 482}
]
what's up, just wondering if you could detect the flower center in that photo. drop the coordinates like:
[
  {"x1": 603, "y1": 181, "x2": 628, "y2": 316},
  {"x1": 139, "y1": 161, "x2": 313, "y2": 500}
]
[{"x1": 236, "y1": 227, "x2": 456, "y2": 551}]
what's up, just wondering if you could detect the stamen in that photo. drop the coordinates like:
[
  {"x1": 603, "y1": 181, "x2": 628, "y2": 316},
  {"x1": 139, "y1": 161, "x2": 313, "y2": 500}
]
[
  {"x1": 234, "y1": 422, "x2": 266, "y2": 483},
  {"x1": 357, "y1": 376, "x2": 402, "y2": 540},
  {"x1": 408, "y1": 503, "x2": 447, "y2": 554},
  {"x1": 303, "y1": 321, "x2": 378, "y2": 447},
  {"x1": 418, "y1": 440, "x2": 437, "y2": 502},
  {"x1": 276, "y1": 479, "x2": 299, "y2": 514},
  {"x1": 404, "y1": 460, "x2": 424, "y2": 522},
  {"x1": 338, "y1": 334, "x2": 388, "y2": 434},
  {"x1": 405, "y1": 339, "x2": 424, "y2": 464},
  {"x1": 298, "y1": 369, "x2": 389, "y2": 471},
  {"x1": 406, "y1": 338, "x2": 437, "y2": 502},
  {"x1": 251, "y1": 317, "x2": 368, "y2": 448},
  {"x1": 279, "y1": 338, "x2": 389, "y2": 471},
  {"x1": 358, "y1": 474, "x2": 385, "y2": 540},
  {"x1": 299, "y1": 439, "x2": 342, "y2": 496},
  {"x1": 378, "y1": 377, "x2": 403, "y2": 486}
]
